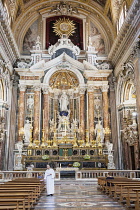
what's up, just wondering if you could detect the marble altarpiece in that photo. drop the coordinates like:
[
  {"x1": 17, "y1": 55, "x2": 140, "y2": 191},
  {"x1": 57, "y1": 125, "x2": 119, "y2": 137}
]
[{"x1": 14, "y1": 16, "x2": 115, "y2": 171}]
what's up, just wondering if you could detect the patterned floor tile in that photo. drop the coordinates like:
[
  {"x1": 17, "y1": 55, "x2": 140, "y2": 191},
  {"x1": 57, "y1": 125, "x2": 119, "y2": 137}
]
[{"x1": 33, "y1": 181, "x2": 126, "y2": 209}]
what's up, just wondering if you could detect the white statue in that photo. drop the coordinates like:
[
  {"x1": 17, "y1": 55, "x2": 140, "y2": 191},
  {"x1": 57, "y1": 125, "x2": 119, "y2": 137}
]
[
  {"x1": 57, "y1": 115, "x2": 70, "y2": 132},
  {"x1": 14, "y1": 141, "x2": 23, "y2": 170},
  {"x1": 50, "y1": 119, "x2": 55, "y2": 132},
  {"x1": 106, "y1": 141, "x2": 113, "y2": 155},
  {"x1": 16, "y1": 141, "x2": 23, "y2": 154},
  {"x1": 27, "y1": 95, "x2": 34, "y2": 110},
  {"x1": 26, "y1": 163, "x2": 34, "y2": 178},
  {"x1": 94, "y1": 96, "x2": 101, "y2": 110},
  {"x1": 95, "y1": 120, "x2": 105, "y2": 143},
  {"x1": 24, "y1": 120, "x2": 32, "y2": 144},
  {"x1": 59, "y1": 92, "x2": 69, "y2": 111},
  {"x1": 106, "y1": 141, "x2": 115, "y2": 169},
  {"x1": 71, "y1": 119, "x2": 78, "y2": 132}
]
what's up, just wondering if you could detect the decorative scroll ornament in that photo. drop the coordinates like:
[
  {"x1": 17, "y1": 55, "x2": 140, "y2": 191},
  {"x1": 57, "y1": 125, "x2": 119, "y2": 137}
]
[
  {"x1": 123, "y1": 118, "x2": 138, "y2": 146},
  {"x1": 53, "y1": 18, "x2": 76, "y2": 38},
  {"x1": 49, "y1": 1, "x2": 78, "y2": 15},
  {"x1": 8, "y1": 0, "x2": 16, "y2": 18}
]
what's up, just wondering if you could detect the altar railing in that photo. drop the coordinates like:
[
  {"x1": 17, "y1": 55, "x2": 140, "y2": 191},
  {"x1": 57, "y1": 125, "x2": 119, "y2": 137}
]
[{"x1": 0, "y1": 170, "x2": 140, "y2": 182}]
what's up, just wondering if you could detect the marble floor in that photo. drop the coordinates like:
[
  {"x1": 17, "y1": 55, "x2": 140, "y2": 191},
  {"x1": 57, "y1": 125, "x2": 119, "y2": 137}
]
[{"x1": 33, "y1": 180, "x2": 126, "y2": 210}]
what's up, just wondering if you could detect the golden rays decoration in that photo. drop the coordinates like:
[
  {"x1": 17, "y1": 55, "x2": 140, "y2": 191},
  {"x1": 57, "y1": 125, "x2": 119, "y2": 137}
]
[
  {"x1": 49, "y1": 70, "x2": 79, "y2": 89},
  {"x1": 53, "y1": 18, "x2": 76, "y2": 38}
]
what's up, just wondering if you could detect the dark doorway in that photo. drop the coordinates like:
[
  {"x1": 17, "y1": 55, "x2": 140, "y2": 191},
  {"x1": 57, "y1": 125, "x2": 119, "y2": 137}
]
[{"x1": 130, "y1": 146, "x2": 135, "y2": 170}]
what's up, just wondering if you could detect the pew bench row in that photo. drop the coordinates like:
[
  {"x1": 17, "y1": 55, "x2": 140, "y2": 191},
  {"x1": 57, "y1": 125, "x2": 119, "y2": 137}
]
[
  {"x1": 0, "y1": 178, "x2": 45, "y2": 210},
  {"x1": 98, "y1": 177, "x2": 140, "y2": 210}
]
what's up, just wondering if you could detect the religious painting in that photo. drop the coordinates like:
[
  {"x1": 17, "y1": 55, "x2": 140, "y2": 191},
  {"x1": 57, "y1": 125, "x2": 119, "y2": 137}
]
[
  {"x1": 89, "y1": 22, "x2": 105, "y2": 55},
  {"x1": 46, "y1": 16, "x2": 83, "y2": 50},
  {"x1": 23, "y1": 20, "x2": 38, "y2": 55}
]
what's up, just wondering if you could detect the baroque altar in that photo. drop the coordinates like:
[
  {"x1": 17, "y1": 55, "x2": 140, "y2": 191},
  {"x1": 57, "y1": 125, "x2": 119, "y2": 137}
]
[{"x1": 14, "y1": 18, "x2": 115, "y2": 170}]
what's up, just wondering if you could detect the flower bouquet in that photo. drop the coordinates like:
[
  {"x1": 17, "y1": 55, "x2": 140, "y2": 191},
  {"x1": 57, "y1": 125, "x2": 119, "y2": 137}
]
[
  {"x1": 73, "y1": 162, "x2": 80, "y2": 167},
  {"x1": 83, "y1": 154, "x2": 90, "y2": 160},
  {"x1": 42, "y1": 155, "x2": 49, "y2": 160}
]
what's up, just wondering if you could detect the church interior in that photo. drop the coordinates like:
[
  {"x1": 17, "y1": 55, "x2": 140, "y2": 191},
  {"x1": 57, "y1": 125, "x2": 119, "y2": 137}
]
[
  {"x1": 1, "y1": 0, "x2": 140, "y2": 209},
  {"x1": 0, "y1": 0, "x2": 140, "y2": 174}
]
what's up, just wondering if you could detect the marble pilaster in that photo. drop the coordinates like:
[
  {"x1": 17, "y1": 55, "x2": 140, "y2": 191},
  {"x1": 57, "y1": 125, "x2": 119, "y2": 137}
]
[
  {"x1": 33, "y1": 86, "x2": 41, "y2": 140},
  {"x1": 133, "y1": 45, "x2": 140, "y2": 146},
  {"x1": 18, "y1": 84, "x2": 26, "y2": 141},
  {"x1": 132, "y1": 42, "x2": 140, "y2": 168},
  {"x1": 42, "y1": 87, "x2": 49, "y2": 140},
  {"x1": 79, "y1": 87, "x2": 85, "y2": 140},
  {"x1": 87, "y1": 85, "x2": 94, "y2": 142},
  {"x1": 101, "y1": 85, "x2": 109, "y2": 129},
  {"x1": 54, "y1": 92, "x2": 59, "y2": 122},
  {"x1": 70, "y1": 98, "x2": 73, "y2": 122},
  {"x1": 134, "y1": 140, "x2": 139, "y2": 170}
]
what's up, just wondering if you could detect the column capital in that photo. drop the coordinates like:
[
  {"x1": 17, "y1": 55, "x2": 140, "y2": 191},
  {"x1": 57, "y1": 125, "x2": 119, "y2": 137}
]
[
  {"x1": 79, "y1": 86, "x2": 86, "y2": 94},
  {"x1": 18, "y1": 84, "x2": 26, "y2": 91},
  {"x1": 101, "y1": 84, "x2": 109, "y2": 92},
  {"x1": 33, "y1": 85, "x2": 41, "y2": 92},
  {"x1": 42, "y1": 86, "x2": 49, "y2": 94},
  {"x1": 87, "y1": 84, "x2": 94, "y2": 92}
]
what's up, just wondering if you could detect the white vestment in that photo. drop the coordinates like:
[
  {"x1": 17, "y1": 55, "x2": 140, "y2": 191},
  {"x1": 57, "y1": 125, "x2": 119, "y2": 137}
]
[{"x1": 44, "y1": 168, "x2": 55, "y2": 195}]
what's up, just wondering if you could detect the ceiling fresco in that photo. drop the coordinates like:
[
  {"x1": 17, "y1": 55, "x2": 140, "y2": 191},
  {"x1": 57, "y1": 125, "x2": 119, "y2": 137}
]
[{"x1": 22, "y1": 0, "x2": 107, "y2": 7}]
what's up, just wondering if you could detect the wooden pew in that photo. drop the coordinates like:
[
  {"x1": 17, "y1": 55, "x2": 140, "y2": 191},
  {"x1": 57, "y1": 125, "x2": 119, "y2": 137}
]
[
  {"x1": 0, "y1": 178, "x2": 45, "y2": 210},
  {"x1": 98, "y1": 177, "x2": 140, "y2": 210},
  {"x1": 0, "y1": 198, "x2": 25, "y2": 210}
]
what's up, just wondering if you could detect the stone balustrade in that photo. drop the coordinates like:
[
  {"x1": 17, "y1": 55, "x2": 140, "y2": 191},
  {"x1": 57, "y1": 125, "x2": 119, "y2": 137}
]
[{"x1": 0, "y1": 170, "x2": 140, "y2": 182}]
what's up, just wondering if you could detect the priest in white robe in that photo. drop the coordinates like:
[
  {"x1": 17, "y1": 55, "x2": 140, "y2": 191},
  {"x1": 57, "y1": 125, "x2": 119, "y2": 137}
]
[{"x1": 44, "y1": 165, "x2": 55, "y2": 196}]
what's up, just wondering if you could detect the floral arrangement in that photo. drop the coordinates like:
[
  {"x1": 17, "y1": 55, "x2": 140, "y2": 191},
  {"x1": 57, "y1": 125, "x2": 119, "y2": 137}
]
[
  {"x1": 73, "y1": 162, "x2": 80, "y2": 167},
  {"x1": 42, "y1": 155, "x2": 49, "y2": 160},
  {"x1": 83, "y1": 154, "x2": 90, "y2": 160}
]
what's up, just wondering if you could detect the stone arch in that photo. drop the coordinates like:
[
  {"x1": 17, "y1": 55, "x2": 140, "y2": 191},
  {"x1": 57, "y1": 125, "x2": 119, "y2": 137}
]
[
  {"x1": 13, "y1": 1, "x2": 115, "y2": 54},
  {"x1": 43, "y1": 67, "x2": 85, "y2": 87}
]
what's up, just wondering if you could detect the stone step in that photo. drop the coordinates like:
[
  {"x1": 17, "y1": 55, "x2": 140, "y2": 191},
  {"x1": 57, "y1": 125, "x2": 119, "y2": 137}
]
[{"x1": 55, "y1": 179, "x2": 98, "y2": 185}]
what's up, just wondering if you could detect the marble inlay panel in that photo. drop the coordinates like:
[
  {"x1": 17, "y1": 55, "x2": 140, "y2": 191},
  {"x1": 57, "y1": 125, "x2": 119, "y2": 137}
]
[{"x1": 34, "y1": 181, "x2": 126, "y2": 210}]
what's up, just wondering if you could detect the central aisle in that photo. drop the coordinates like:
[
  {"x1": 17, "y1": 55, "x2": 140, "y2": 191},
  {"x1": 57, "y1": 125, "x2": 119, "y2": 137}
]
[{"x1": 34, "y1": 180, "x2": 125, "y2": 210}]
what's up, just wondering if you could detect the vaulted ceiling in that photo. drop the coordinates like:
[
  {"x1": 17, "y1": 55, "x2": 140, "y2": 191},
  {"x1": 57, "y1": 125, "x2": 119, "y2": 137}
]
[{"x1": 2, "y1": 0, "x2": 133, "y2": 55}]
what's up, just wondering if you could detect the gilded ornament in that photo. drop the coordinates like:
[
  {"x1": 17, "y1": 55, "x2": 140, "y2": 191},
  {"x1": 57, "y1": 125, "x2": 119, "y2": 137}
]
[{"x1": 53, "y1": 18, "x2": 76, "y2": 38}]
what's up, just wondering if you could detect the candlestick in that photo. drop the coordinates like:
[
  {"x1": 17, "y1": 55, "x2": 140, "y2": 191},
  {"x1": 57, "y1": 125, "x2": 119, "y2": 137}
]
[
  {"x1": 64, "y1": 120, "x2": 66, "y2": 136},
  {"x1": 43, "y1": 109, "x2": 44, "y2": 129},
  {"x1": 31, "y1": 109, "x2": 33, "y2": 124},
  {"x1": 55, "y1": 110, "x2": 57, "y2": 123}
]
